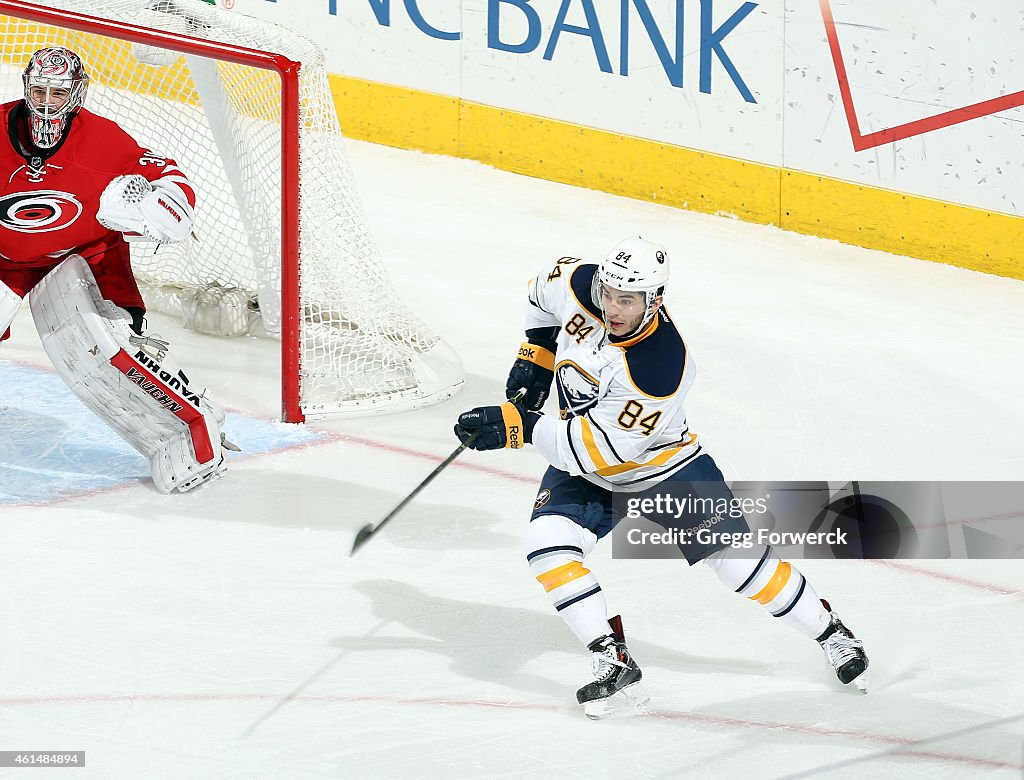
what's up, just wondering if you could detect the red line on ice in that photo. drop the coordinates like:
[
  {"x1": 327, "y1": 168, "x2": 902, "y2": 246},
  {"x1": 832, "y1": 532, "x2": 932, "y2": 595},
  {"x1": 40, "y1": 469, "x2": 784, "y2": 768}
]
[
  {"x1": 5, "y1": 357, "x2": 1018, "y2": 599},
  {"x1": 1, "y1": 692, "x2": 1021, "y2": 771},
  {"x1": 868, "y1": 560, "x2": 1023, "y2": 597}
]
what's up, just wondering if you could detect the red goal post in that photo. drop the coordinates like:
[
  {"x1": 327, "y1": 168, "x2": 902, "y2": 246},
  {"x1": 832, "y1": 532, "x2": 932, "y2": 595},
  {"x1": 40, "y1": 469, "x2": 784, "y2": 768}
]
[{"x1": 0, "y1": 0, "x2": 464, "y2": 422}]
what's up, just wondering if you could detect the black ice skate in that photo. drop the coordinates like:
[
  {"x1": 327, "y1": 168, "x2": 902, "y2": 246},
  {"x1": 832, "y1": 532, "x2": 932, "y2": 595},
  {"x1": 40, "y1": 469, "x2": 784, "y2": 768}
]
[
  {"x1": 816, "y1": 599, "x2": 869, "y2": 693},
  {"x1": 576, "y1": 615, "x2": 646, "y2": 719}
]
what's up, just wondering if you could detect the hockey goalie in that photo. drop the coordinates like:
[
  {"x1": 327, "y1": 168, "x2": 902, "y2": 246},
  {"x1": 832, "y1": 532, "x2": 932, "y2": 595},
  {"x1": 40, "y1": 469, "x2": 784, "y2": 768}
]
[{"x1": 1, "y1": 46, "x2": 235, "y2": 493}]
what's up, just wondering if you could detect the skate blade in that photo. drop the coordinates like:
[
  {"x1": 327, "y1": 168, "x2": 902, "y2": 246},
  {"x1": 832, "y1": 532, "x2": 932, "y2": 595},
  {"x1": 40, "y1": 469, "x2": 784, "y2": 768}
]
[
  {"x1": 583, "y1": 683, "x2": 649, "y2": 720},
  {"x1": 852, "y1": 669, "x2": 870, "y2": 694}
]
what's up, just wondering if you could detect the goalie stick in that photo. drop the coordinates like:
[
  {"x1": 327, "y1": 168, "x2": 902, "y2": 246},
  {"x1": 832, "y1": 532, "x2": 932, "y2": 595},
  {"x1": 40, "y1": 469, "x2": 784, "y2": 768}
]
[{"x1": 350, "y1": 389, "x2": 525, "y2": 555}]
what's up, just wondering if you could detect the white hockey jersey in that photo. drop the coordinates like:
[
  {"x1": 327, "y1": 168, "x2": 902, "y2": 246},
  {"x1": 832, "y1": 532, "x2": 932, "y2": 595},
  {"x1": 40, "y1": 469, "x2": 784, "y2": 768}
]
[{"x1": 525, "y1": 256, "x2": 704, "y2": 491}]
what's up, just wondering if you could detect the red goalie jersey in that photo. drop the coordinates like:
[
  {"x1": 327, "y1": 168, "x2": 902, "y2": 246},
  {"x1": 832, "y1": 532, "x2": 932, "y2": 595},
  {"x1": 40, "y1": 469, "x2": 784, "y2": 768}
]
[{"x1": 0, "y1": 100, "x2": 196, "y2": 335}]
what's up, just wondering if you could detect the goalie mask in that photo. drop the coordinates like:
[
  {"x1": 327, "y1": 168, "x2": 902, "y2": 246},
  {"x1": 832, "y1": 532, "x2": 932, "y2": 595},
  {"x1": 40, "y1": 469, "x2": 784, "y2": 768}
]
[
  {"x1": 591, "y1": 236, "x2": 670, "y2": 338},
  {"x1": 22, "y1": 47, "x2": 90, "y2": 149}
]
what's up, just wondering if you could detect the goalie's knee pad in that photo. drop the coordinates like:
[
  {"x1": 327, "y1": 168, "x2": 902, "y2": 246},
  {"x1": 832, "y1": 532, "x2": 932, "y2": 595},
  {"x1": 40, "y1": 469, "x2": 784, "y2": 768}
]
[
  {"x1": 28, "y1": 255, "x2": 231, "y2": 494},
  {"x1": 1, "y1": 278, "x2": 22, "y2": 337}
]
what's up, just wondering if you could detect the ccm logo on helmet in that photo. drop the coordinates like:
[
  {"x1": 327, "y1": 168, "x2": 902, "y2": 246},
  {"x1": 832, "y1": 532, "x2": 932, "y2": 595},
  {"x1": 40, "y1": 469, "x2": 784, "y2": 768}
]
[{"x1": 0, "y1": 190, "x2": 83, "y2": 233}]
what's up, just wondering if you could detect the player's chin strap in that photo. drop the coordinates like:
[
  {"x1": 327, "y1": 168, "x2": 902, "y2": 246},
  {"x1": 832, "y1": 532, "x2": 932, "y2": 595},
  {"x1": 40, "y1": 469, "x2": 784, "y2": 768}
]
[
  {"x1": 601, "y1": 303, "x2": 659, "y2": 345},
  {"x1": 28, "y1": 254, "x2": 237, "y2": 494}
]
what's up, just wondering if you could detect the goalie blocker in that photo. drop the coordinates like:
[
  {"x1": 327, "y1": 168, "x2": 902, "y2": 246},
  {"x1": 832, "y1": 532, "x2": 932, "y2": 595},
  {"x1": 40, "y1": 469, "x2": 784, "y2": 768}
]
[{"x1": 29, "y1": 255, "x2": 234, "y2": 493}]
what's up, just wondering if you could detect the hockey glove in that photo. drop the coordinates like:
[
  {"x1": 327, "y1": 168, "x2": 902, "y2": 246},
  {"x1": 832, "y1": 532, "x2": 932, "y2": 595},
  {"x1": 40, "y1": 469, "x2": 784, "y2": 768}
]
[
  {"x1": 454, "y1": 400, "x2": 539, "y2": 450},
  {"x1": 137, "y1": 185, "x2": 194, "y2": 243},
  {"x1": 98, "y1": 175, "x2": 194, "y2": 243},
  {"x1": 506, "y1": 327, "x2": 558, "y2": 411},
  {"x1": 97, "y1": 174, "x2": 151, "y2": 237}
]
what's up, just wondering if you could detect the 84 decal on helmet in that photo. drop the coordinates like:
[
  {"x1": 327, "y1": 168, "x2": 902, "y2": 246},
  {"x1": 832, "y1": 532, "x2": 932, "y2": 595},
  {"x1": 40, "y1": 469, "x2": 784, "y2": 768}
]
[{"x1": 0, "y1": 190, "x2": 82, "y2": 233}]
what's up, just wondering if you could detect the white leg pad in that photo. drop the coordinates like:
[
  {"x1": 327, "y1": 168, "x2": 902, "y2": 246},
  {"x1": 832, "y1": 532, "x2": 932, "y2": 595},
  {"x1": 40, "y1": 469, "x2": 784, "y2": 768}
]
[
  {"x1": 1, "y1": 278, "x2": 22, "y2": 335},
  {"x1": 28, "y1": 255, "x2": 228, "y2": 494}
]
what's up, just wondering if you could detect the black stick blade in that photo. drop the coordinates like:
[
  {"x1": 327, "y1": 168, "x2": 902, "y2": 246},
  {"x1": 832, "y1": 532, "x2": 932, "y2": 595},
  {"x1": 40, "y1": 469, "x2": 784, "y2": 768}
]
[
  {"x1": 348, "y1": 427, "x2": 486, "y2": 557},
  {"x1": 350, "y1": 524, "x2": 376, "y2": 556}
]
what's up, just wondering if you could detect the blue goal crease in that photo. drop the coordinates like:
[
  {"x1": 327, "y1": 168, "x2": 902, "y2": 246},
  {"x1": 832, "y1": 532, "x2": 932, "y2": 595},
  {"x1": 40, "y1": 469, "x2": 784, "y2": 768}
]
[{"x1": 0, "y1": 360, "x2": 327, "y2": 505}]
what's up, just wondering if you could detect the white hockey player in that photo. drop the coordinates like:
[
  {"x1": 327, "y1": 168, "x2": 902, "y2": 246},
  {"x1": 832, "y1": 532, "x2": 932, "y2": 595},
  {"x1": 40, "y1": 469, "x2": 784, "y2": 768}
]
[
  {"x1": 454, "y1": 237, "x2": 869, "y2": 717},
  {"x1": 1, "y1": 46, "x2": 235, "y2": 493}
]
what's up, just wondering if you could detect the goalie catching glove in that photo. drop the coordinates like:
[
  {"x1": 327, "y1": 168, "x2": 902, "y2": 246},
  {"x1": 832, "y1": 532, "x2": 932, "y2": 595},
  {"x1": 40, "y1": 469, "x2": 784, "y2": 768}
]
[
  {"x1": 506, "y1": 327, "x2": 558, "y2": 411},
  {"x1": 97, "y1": 174, "x2": 193, "y2": 243},
  {"x1": 454, "y1": 399, "x2": 540, "y2": 450}
]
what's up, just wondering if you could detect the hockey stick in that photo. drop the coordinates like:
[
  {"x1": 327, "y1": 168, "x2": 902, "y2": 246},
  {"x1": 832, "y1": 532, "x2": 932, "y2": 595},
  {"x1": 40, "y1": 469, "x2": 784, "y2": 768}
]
[
  {"x1": 350, "y1": 389, "x2": 525, "y2": 556},
  {"x1": 349, "y1": 433, "x2": 478, "y2": 555}
]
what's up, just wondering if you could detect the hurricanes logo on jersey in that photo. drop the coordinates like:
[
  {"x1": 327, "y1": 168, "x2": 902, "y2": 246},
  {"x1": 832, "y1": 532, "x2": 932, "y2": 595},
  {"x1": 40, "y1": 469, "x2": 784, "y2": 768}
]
[{"x1": 0, "y1": 191, "x2": 83, "y2": 233}]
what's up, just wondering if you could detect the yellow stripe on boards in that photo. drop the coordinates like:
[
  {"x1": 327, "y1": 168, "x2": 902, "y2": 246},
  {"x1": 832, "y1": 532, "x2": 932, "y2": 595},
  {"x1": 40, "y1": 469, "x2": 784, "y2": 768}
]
[
  {"x1": 781, "y1": 170, "x2": 1024, "y2": 280},
  {"x1": 536, "y1": 561, "x2": 591, "y2": 593},
  {"x1": 326, "y1": 75, "x2": 777, "y2": 224},
  {"x1": 328, "y1": 74, "x2": 459, "y2": 156},
  {"x1": 459, "y1": 102, "x2": 780, "y2": 226},
  {"x1": 326, "y1": 74, "x2": 1024, "y2": 283}
]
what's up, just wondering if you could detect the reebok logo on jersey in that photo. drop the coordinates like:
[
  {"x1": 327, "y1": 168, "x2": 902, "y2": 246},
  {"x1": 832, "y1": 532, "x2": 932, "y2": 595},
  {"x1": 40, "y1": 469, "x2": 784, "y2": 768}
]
[{"x1": 0, "y1": 190, "x2": 82, "y2": 233}]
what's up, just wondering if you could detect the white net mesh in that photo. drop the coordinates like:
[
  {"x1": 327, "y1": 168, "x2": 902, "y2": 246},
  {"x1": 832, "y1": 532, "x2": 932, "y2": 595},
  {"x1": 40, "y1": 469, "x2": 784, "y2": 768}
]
[{"x1": 0, "y1": 0, "x2": 463, "y2": 418}]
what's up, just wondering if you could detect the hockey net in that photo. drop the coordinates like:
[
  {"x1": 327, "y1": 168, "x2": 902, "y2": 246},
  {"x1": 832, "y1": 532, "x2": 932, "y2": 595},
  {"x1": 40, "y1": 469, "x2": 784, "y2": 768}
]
[{"x1": 0, "y1": 0, "x2": 463, "y2": 421}]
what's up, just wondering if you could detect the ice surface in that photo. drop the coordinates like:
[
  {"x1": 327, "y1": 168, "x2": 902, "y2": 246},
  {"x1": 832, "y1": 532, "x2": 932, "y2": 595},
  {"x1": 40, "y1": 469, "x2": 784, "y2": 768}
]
[{"x1": 1, "y1": 140, "x2": 1023, "y2": 778}]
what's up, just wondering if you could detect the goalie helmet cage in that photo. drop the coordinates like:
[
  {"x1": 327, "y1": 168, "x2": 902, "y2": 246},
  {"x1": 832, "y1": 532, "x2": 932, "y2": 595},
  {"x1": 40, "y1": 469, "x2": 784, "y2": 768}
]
[{"x1": 0, "y1": 0, "x2": 464, "y2": 422}]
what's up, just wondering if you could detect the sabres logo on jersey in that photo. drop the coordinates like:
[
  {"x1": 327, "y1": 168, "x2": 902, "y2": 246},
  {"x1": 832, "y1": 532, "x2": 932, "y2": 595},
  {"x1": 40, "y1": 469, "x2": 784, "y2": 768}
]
[
  {"x1": 556, "y1": 361, "x2": 599, "y2": 417},
  {"x1": 0, "y1": 190, "x2": 82, "y2": 233}
]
